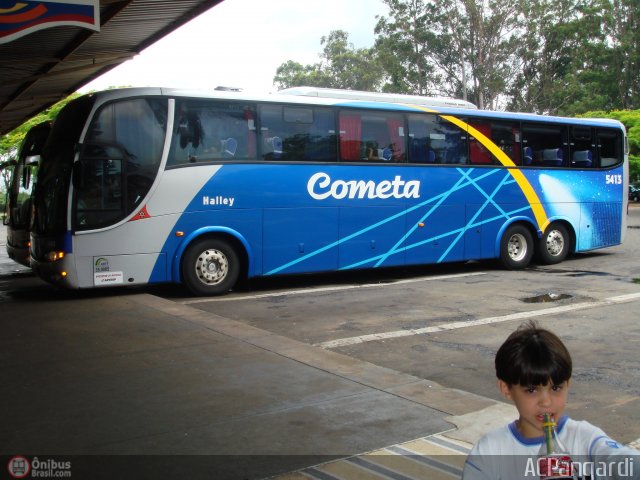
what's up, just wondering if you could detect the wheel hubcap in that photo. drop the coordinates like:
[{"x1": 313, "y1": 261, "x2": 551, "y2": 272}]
[
  {"x1": 195, "y1": 249, "x2": 228, "y2": 285},
  {"x1": 508, "y1": 233, "x2": 527, "y2": 262},
  {"x1": 546, "y1": 230, "x2": 564, "y2": 257}
]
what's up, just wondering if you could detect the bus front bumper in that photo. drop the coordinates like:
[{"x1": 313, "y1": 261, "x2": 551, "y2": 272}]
[{"x1": 31, "y1": 254, "x2": 79, "y2": 289}]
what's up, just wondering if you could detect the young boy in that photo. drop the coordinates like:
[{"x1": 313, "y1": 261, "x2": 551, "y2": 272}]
[{"x1": 463, "y1": 321, "x2": 639, "y2": 479}]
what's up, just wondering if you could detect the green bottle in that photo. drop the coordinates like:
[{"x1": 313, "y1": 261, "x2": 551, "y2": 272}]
[{"x1": 538, "y1": 414, "x2": 574, "y2": 479}]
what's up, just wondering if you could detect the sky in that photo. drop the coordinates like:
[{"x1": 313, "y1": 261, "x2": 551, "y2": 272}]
[{"x1": 80, "y1": 0, "x2": 389, "y2": 94}]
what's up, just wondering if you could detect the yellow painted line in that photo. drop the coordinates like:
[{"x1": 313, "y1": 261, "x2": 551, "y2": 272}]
[
  {"x1": 428, "y1": 433, "x2": 475, "y2": 452},
  {"x1": 400, "y1": 438, "x2": 469, "y2": 463},
  {"x1": 280, "y1": 435, "x2": 471, "y2": 480},
  {"x1": 314, "y1": 458, "x2": 385, "y2": 479},
  {"x1": 364, "y1": 453, "x2": 457, "y2": 479}
]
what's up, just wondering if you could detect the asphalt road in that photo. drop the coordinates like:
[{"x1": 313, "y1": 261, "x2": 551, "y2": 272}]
[
  {"x1": 170, "y1": 206, "x2": 640, "y2": 445},
  {"x1": 1, "y1": 206, "x2": 639, "y2": 449}
]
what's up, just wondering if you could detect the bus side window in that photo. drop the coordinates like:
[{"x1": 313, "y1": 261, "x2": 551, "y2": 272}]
[
  {"x1": 597, "y1": 129, "x2": 623, "y2": 168},
  {"x1": 339, "y1": 110, "x2": 405, "y2": 163},
  {"x1": 260, "y1": 105, "x2": 284, "y2": 160},
  {"x1": 303, "y1": 108, "x2": 337, "y2": 162},
  {"x1": 259, "y1": 105, "x2": 334, "y2": 162},
  {"x1": 570, "y1": 126, "x2": 594, "y2": 168},
  {"x1": 408, "y1": 114, "x2": 435, "y2": 164},
  {"x1": 408, "y1": 114, "x2": 466, "y2": 164},
  {"x1": 522, "y1": 124, "x2": 568, "y2": 167},
  {"x1": 168, "y1": 100, "x2": 257, "y2": 166},
  {"x1": 468, "y1": 121, "x2": 520, "y2": 165},
  {"x1": 339, "y1": 112, "x2": 363, "y2": 162}
]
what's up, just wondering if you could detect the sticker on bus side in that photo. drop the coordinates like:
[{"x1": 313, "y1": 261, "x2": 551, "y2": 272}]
[{"x1": 94, "y1": 271, "x2": 124, "y2": 285}]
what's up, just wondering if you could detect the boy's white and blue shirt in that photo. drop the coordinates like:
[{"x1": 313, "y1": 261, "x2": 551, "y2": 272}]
[{"x1": 463, "y1": 416, "x2": 640, "y2": 479}]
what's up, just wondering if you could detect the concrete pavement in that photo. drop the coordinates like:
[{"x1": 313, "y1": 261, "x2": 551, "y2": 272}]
[{"x1": 0, "y1": 224, "x2": 514, "y2": 479}]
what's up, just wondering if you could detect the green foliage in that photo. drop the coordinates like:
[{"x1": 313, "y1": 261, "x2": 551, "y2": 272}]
[
  {"x1": 0, "y1": 92, "x2": 81, "y2": 163},
  {"x1": 1, "y1": 93, "x2": 81, "y2": 196},
  {"x1": 274, "y1": 30, "x2": 382, "y2": 91},
  {"x1": 274, "y1": 0, "x2": 640, "y2": 115}
]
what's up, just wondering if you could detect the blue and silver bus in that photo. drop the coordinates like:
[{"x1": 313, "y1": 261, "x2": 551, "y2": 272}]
[
  {"x1": 3, "y1": 121, "x2": 51, "y2": 267},
  {"x1": 30, "y1": 87, "x2": 628, "y2": 295}
]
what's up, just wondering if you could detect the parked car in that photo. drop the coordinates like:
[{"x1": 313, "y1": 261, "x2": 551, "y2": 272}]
[{"x1": 630, "y1": 185, "x2": 640, "y2": 202}]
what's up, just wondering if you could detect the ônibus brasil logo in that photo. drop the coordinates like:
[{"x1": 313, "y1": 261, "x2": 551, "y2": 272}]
[{"x1": 7, "y1": 456, "x2": 30, "y2": 479}]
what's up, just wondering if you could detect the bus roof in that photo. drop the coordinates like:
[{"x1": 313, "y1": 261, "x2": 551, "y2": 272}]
[
  {"x1": 278, "y1": 86, "x2": 478, "y2": 110},
  {"x1": 85, "y1": 87, "x2": 624, "y2": 131}
]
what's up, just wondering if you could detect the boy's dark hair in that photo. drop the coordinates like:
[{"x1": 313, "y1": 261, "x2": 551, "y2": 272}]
[{"x1": 495, "y1": 321, "x2": 572, "y2": 386}]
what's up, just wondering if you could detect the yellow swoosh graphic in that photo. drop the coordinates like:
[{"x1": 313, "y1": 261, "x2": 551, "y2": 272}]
[
  {"x1": 0, "y1": 3, "x2": 27, "y2": 14},
  {"x1": 408, "y1": 104, "x2": 549, "y2": 232}
]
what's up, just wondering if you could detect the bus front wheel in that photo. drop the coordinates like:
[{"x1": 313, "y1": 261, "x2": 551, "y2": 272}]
[
  {"x1": 182, "y1": 238, "x2": 240, "y2": 296},
  {"x1": 537, "y1": 222, "x2": 570, "y2": 265},
  {"x1": 500, "y1": 224, "x2": 534, "y2": 270}
]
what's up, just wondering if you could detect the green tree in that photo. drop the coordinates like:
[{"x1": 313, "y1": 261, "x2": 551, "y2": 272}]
[
  {"x1": 600, "y1": 0, "x2": 640, "y2": 110},
  {"x1": 508, "y1": 0, "x2": 640, "y2": 115},
  {"x1": 374, "y1": 0, "x2": 439, "y2": 95},
  {"x1": 506, "y1": 0, "x2": 584, "y2": 114},
  {"x1": 273, "y1": 0, "x2": 640, "y2": 116},
  {"x1": 0, "y1": 93, "x2": 80, "y2": 162},
  {"x1": 1, "y1": 93, "x2": 80, "y2": 197},
  {"x1": 274, "y1": 30, "x2": 382, "y2": 91},
  {"x1": 375, "y1": 0, "x2": 522, "y2": 109},
  {"x1": 273, "y1": 60, "x2": 330, "y2": 89}
]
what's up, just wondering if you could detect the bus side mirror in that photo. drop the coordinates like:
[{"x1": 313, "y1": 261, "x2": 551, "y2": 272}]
[
  {"x1": 22, "y1": 167, "x2": 31, "y2": 190},
  {"x1": 2, "y1": 192, "x2": 8, "y2": 226},
  {"x1": 26, "y1": 154, "x2": 41, "y2": 166}
]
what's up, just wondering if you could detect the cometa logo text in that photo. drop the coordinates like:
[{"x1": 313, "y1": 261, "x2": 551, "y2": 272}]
[{"x1": 308, "y1": 172, "x2": 421, "y2": 200}]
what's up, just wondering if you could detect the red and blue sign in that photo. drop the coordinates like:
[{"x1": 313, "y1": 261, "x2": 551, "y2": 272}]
[{"x1": 0, "y1": 1, "x2": 100, "y2": 44}]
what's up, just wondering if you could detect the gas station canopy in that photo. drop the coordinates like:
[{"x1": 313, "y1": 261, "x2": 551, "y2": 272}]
[{"x1": 0, "y1": 0, "x2": 224, "y2": 135}]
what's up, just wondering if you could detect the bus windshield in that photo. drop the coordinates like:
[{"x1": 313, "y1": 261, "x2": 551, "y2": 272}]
[
  {"x1": 72, "y1": 97, "x2": 168, "y2": 231},
  {"x1": 32, "y1": 95, "x2": 95, "y2": 236},
  {"x1": 6, "y1": 122, "x2": 51, "y2": 230}
]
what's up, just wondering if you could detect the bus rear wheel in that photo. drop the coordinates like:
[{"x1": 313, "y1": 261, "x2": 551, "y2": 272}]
[
  {"x1": 500, "y1": 224, "x2": 534, "y2": 270},
  {"x1": 182, "y1": 238, "x2": 240, "y2": 296},
  {"x1": 537, "y1": 222, "x2": 570, "y2": 265}
]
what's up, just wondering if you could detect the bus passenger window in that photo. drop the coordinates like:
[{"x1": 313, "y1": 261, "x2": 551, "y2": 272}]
[
  {"x1": 570, "y1": 126, "x2": 594, "y2": 168},
  {"x1": 168, "y1": 100, "x2": 257, "y2": 166},
  {"x1": 339, "y1": 111, "x2": 405, "y2": 163},
  {"x1": 521, "y1": 124, "x2": 568, "y2": 167},
  {"x1": 597, "y1": 129, "x2": 623, "y2": 168},
  {"x1": 260, "y1": 105, "x2": 337, "y2": 162},
  {"x1": 468, "y1": 120, "x2": 520, "y2": 165},
  {"x1": 408, "y1": 114, "x2": 467, "y2": 164}
]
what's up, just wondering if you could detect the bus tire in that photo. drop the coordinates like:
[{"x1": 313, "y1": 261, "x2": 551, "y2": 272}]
[
  {"x1": 537, "y1": 222, "x2": 570, "y2": 265},
  {"x1": 500, "y1": 224, "x2": 533, "y2": 270},
  {"x1": 182, "y1": 237, "x2": 240, "y2": 296}
]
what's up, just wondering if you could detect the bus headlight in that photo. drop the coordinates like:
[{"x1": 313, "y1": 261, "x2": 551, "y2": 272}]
[{"x1": 45, "y1": 251, "x2": 65, "y2": 262}]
